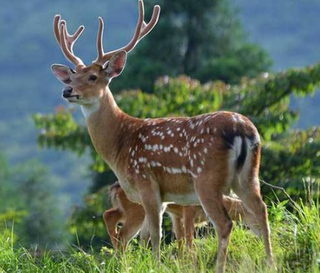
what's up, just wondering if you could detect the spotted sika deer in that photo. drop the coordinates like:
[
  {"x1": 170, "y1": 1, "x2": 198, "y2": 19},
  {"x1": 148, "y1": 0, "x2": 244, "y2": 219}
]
[
  {"x1": 51, "y1": 1, "x2": 274, "y2": 272},
  {"x1": 103, "y1": 182, "x2": 261, "y2": 251}
]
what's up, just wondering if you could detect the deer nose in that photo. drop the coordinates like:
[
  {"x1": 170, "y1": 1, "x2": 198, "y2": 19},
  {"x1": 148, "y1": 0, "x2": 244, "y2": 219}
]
[{"x1": 62, "y1": 87, "x2": 73, "y2": 98}]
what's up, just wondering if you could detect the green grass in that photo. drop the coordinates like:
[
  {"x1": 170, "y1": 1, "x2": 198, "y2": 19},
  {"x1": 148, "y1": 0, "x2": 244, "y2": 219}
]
[{"x1": 0, "y1": 200, "x2": 320, "y2": 273}]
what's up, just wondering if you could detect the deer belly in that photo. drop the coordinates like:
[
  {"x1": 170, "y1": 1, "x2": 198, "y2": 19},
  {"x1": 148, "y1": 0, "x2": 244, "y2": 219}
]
[{"x1": 163, "y1": 192, "x2": 199, "y2": 205}]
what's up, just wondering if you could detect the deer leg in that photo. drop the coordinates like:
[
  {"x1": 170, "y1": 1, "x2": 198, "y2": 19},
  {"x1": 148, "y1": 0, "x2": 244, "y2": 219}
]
[
  {"x1": 170, "y1": 213, "x2": 184, "y2": 252},
  {"x1": 233, "y1": 178, "x2": 274, "y2": 267},
  {"x1": 195, "y1": 182, "x2": 232, "y2": 273},
  {"x1": 103, "y1": 208, "x2": 122, "y2": 249},
  {"x1": 138, "y1": 181, "x2": 163, "y2": 258},
  {"x1": 183, "y1": 206, "x2": 196, "y2": 249},
  {"x1": 140, "y1": 217, "x2": 150, "y2": 247}
]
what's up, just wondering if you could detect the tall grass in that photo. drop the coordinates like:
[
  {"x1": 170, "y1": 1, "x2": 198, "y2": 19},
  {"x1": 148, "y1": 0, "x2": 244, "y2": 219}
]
[{"x1": 0, "y1": 200, "x2": 319, "y2": 273}]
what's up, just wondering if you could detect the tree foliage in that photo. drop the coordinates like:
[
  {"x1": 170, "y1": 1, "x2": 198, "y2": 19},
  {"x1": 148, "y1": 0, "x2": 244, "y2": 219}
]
[
  {"x1": 34, "y1": 62, "x2": 320, "y2": 173},
  {"x1": 113, "y1": 0, "x2": 272, "y2": 92},
  {"x1": 0, "y1": 151, "x2": 65, "y2": 248}
]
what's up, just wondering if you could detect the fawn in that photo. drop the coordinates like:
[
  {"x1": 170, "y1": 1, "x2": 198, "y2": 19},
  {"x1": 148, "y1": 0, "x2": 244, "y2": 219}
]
[{"x1": 104, "y1": 182, "x2": 261, "y2": 251}]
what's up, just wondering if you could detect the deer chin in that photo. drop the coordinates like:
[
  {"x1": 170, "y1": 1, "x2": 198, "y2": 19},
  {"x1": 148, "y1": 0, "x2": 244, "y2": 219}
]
[{"x1": 63, "y1": 95, "x2": 81, "y2": 103}]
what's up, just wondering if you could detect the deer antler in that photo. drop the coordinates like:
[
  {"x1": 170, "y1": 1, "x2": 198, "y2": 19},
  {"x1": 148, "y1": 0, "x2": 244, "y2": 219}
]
[
  {"x1": 94, "y1": 0, "x2": 161, "y2": 66},
  {"x1": 53, "y1": 0, "x2": 160, "y2": 68},
  {"x1": 53, "y1": 15, "x2": 85, "y2": 68}
]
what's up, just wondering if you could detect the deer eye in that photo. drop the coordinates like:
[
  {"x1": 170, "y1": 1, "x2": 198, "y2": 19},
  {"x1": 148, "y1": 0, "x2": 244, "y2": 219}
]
[{"x1": 88, "y1": 75, "x2": 98, "y2": 81}]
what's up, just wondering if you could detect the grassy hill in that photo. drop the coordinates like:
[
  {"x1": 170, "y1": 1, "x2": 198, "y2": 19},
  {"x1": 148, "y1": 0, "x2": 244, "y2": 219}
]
[{"x1": 1, "y1": 200, "x2": 319, "y2": 272}]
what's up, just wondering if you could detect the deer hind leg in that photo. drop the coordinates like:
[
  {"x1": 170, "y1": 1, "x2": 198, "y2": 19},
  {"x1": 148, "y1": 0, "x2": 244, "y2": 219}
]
[
  {"x1": 233, "y1": 180, "x2": 274, "y2": 266},
  {"x1": 103, "y1": 208, "x2": 122, "y2": 249},
  {"x1": 195, "y1": 179, "x2": 233, "y2": 273},
  {"x1": 233, "y1": 145, "x2": 274, "y2": 267}
]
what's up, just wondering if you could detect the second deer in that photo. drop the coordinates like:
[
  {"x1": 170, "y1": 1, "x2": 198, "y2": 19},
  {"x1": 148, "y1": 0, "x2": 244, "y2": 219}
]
[{"x1": 103, "y1": 182, "x2": 261, "y2": 251}]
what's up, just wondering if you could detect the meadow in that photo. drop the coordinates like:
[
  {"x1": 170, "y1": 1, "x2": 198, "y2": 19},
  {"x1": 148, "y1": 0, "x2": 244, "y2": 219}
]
[{"x1": 1, "y1": 196, "x2": 319, "y2": 273}]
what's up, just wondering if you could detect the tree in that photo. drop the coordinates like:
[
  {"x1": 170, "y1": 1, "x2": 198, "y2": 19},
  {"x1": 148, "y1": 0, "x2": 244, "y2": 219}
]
[
  {"x1": 112, "y1": 0, "x2": 272, "y2": 92},
  {"x1": 0, "y1": 150, "x2": 65, "y2": 248}
]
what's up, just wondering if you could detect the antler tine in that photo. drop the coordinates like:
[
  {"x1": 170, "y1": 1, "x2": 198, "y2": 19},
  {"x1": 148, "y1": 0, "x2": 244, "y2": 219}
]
[
  {"x1": 63, "y1": 21, "x2": 85, "y2": 53},
  {"x1": 94, "y1": 0, "x2": 160, "y2": 66},
  {"x1": 139, "y1": 5, "x2": 160, "y2": 40},
  {"x1": 53, "y1": 14, "x2": 85, "y2": 67},
  {"x1": 54, "y1": 15, "x2": 62, "y2": 44},
  {"x1": 96, "y1": 17, "x2": 105, "y2": 63},
  {"x1": 59, "y1": 24, "x2": 84, "y2": 66}
]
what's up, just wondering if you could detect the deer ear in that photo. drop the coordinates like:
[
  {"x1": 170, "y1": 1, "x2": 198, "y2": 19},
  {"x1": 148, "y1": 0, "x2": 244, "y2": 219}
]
[
  {"x1": 51, "y1": 64, "x2": 72, "y2": 84},
  {"x1": 104, "y1": 51, "x2": 127, "y2": 79}
]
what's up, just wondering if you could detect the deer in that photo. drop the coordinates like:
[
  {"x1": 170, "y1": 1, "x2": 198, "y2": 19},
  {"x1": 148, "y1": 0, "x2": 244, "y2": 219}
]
[
  {"x1": 104, "y1": 182, "x2": 261, "y2": 251},
  {"x1": 51, "y1": 1, "x2": 274, "y2": 272}
]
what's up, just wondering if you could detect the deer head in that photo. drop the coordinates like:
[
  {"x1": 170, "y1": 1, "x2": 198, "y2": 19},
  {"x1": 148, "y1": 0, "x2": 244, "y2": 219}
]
[{"x1": 51, "y1": 0, "x2": 160, "y2": 106}]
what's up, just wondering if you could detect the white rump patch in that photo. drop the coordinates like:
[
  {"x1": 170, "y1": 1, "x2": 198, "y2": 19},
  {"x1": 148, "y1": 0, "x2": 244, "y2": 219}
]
[{"x1": 233, "y1": 136, "x2": 242, "y2": 159}]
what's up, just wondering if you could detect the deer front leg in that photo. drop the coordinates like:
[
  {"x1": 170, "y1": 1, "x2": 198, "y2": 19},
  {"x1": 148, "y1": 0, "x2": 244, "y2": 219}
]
[
  {"x1": 137, "y1": 180, "x2": 163, "y2": 258},
  {"x1": 140, "y1": 217, "x2": 150, "y2": 247},
  {"x1": 103, "y1": 208, "x2": 122, "y2": 249}
]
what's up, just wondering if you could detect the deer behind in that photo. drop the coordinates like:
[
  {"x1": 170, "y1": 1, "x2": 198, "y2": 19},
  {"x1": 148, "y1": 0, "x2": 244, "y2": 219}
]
[
  {"x1": 51, "y1": 1, "x2": 274, "y2": 272},
  {"x1": 103, "y1": 182, "x2": 261, "y2": 251}
]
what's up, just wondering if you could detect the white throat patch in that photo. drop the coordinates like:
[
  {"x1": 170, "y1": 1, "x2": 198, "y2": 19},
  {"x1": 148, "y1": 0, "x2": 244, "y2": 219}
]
[{"x1": 81, "y1": 101, "x2": 100, "y2": 119}]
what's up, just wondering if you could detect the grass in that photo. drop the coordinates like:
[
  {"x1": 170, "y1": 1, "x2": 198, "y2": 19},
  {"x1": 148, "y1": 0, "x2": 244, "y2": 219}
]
[{"x1": 0, "y1": 200, "x2": 320, "y2": 273}]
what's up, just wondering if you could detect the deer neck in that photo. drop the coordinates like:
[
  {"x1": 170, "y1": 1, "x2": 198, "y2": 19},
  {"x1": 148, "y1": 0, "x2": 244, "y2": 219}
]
[{"x1": 81, "y1": 87, "x2": 138, "y2": 172}]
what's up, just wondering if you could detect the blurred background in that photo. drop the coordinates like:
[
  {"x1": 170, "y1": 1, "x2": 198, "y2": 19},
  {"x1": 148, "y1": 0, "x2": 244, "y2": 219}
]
[{"x1": 0, "y1": 0, "x2": 320, "y2": 250}]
